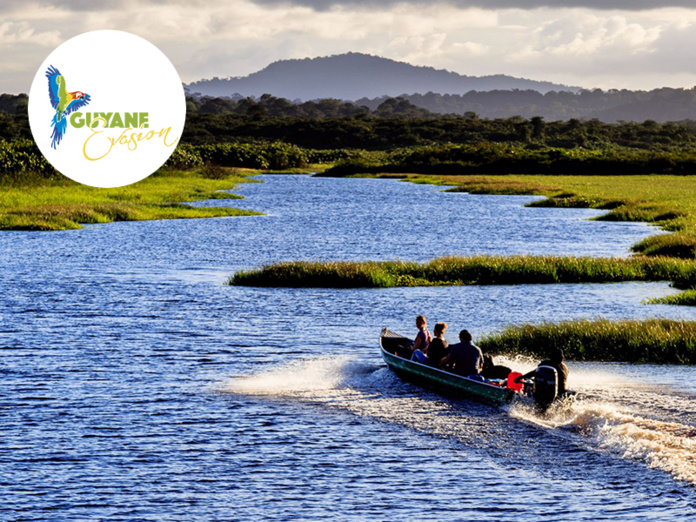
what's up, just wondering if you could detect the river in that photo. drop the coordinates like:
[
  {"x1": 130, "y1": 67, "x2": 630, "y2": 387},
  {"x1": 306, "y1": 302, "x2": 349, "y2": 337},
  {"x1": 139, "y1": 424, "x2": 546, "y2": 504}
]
[{"x1": 2, "y1": 174, "x2": 696, "y2": 520}]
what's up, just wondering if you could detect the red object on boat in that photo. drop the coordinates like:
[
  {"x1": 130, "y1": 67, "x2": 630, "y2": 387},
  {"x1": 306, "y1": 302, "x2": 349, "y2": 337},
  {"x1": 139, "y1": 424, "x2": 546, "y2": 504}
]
[{"x1": 507, "y1": 372, "x2": 524, "y2": 392}]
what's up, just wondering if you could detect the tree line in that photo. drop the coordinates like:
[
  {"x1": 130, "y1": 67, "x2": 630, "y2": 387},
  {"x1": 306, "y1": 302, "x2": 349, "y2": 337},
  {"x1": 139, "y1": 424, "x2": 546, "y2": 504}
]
[
  {"x1": 4, "y1": 91, "x2": 696, "y2": 181},
  {"x1": 4, "y1": 92, "x2": 696, "y2": 151}
]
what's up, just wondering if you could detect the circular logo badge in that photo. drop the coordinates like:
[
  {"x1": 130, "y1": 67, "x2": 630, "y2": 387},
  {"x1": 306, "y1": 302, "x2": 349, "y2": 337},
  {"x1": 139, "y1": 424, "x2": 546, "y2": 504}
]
[{"x1": 28, "y1": 30, "x2": 186, "y2": 188}]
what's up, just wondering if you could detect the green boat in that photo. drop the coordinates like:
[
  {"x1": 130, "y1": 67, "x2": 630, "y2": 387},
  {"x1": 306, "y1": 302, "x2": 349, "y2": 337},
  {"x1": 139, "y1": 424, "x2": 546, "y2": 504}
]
[{"x1": 380, "y1": 328, "x2": 518, "y2": 405}]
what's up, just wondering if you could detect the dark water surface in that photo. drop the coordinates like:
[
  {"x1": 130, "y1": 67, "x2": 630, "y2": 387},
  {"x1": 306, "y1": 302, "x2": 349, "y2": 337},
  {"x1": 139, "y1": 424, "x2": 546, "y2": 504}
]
[{"x1": 2, "y1": 175, "x2": 696, "y2": 521}]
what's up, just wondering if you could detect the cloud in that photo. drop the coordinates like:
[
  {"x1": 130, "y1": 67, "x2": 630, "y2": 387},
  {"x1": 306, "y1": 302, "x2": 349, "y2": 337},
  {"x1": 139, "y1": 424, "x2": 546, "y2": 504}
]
[
  {"x1": 519, "y1": 13, "x2": 662, "y2": 59},
  {"x1": 4, "y1": 0, "x2": 696, "y2": 16},
  {"x1": 0, "y1": 21, "x2": 60, "y2": 46},
  {"x1": 247, "y1": 0, "x2": 696, "y2": 11},
  {"x1": 2, "y1": 0, "x2": 696, "y2": 93}
]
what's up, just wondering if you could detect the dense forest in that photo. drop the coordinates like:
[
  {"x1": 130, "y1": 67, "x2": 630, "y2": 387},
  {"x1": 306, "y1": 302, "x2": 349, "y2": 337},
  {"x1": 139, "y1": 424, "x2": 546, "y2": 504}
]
[
  {"x1": 355, "y1": 88, "x2": 696, "y2": 123},
  {"x1": 6, "y1": 92, "x2": 696, "y2": 151},
  {"x1": 4, "y1": 92, "x2": 696, "y2": 180}
]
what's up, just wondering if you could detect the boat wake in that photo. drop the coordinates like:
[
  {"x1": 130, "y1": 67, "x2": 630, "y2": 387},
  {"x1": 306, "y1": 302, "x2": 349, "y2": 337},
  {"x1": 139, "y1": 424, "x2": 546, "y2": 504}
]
[
  {"x1": 512, "y1": 399, "x2": 696, "y2": 485},
  {"x1": 224, "y1": 356, "x2": 696, "y2": 487}
]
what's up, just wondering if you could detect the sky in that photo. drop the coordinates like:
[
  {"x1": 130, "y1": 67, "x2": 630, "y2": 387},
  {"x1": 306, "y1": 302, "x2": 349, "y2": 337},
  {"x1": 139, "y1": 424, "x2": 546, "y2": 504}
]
[{"x1": 3, "y1": 0, "x2": 696, "y2": 94}]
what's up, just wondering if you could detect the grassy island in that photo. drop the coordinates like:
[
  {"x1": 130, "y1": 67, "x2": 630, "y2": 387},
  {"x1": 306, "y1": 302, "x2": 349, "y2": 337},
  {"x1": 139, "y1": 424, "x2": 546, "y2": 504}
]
[
  {"x1": 228, "y1": 256, "x2": 696, "y2": 289},
  {"x1": 478, "y1": 319, "x2": 696, "y2": 364}
]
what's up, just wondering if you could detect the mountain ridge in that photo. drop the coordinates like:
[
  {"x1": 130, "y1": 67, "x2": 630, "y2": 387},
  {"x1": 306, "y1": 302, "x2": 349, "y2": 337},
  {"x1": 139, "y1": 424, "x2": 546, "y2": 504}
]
[{"x1": 186, "y1": 52, "x2": 581, "y2": 100}]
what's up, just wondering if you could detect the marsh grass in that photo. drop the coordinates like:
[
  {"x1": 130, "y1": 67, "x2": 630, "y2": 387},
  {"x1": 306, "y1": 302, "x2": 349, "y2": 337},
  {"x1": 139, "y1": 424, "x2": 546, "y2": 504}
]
[
  {"x1": 632, "y1": 234, "x2": 696, "y2": 259},
  {"x1": 0, "y1": 167, "x2": 261, "y2": 231},
  {"x1": 228, "y1": 255, "x2": 696, "y2": 289},
  {"x1": 478, "y1": 319, "x2": 696, "y2": 364},
  {"x1": 646, "y1": 289, "x2": 696, "y2": 306}
]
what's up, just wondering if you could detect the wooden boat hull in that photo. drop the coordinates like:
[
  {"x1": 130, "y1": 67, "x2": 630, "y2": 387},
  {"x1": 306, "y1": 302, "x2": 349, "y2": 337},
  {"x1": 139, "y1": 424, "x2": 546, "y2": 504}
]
[{"x1": 380, "y1": 329, "x2": 517, "y2": 405}]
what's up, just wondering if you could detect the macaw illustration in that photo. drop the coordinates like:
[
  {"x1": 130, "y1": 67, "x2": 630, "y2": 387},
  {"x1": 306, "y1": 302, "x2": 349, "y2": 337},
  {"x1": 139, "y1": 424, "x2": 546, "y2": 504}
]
[{"x1": 46, "y1": 65, "x2": 91, "y2": 149}]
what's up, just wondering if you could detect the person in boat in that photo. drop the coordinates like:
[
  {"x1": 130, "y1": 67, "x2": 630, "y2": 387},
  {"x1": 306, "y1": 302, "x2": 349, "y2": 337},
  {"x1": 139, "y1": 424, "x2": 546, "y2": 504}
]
[
  {"x1": 426, "y1": 322, "x2": 448, "y2": 367},
  {"x1": 481, "y1": 353, "x2": 512, "y2": 380},
  {"x1": 440, "y1": 329, "x2": 483, "y2": 377},
  {"x1": 515, "y1": 348, "x2": 569, "y2": 395},
  {"x1": 410, "y1": 315, "x2": 432, "y2": 363}
]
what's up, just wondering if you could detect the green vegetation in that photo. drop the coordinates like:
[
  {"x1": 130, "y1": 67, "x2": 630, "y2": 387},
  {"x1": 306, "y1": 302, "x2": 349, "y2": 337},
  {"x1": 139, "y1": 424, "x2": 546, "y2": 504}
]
[
  {"x1": 646, "y1": 289, "x2": 696, "y2": 306},
  {"x1": 5, "y1": 92, "x2": 696, "y2": 237},
  {"x1": 478, "y1": 319, "x2": 696, "y2": 364},
  {"x1": 323, "y1": 143, "x2": 696, "y2": 177},
  {"x1": 9, "y1": 92, "x2": 696, "y2": 151},
  {"x1": 1, "y1": 141, "x2": 336, "y2": 184},
  {"x1": 181, "y1": 102, "x2": 696, "y2": 151},
  {"x1": 0, "y1": 167, "x2": 260, "y2": 231},
  {"x1": 228, "y1": 256, "x2": 696, "y2": 289},
  {"x1": 0, "y1": 139, "x2": 338, "y2": 231}
]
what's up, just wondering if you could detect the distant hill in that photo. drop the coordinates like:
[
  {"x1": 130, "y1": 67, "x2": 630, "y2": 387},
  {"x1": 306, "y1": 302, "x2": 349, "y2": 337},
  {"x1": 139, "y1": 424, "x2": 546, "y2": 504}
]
[
  {"x1": 186, "y1": 52, "x2": 579, "y2": 100},
  {"x1": 356, "y1": 89, "x2": 696, "y2": 123}
]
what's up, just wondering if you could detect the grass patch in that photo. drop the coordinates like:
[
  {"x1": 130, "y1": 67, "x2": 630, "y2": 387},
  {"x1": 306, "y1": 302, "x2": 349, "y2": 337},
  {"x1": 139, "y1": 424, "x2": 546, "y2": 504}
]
[
  {"x1": 478, "y1": 319, "x2": 696, "y2": 364},
  {"x1": 0, "y1": 167, "x2": 261, "y2": 231},
  {"x1": 632, "y1": 233, "x2": 696, "y2": 259},
  {"x1": 228, "y1": 255, "x2": 696, "y2": 289},
  {"x1": 646, "y1": 289, "x2": 696, "y2": 306}
]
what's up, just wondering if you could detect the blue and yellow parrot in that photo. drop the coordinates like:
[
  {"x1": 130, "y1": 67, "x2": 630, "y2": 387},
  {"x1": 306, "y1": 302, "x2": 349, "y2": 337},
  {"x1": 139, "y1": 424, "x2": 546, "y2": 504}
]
[{"x1": 46, "y1": 65, "x2": 91, "y2": 149}]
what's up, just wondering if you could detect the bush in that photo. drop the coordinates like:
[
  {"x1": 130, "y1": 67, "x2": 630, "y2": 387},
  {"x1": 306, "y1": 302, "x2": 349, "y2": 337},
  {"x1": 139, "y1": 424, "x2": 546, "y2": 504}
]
[
  {"x1": 0, "y1": 139, "x2": 56, "y2": 182},
  {"x1": 478, "y1": 319, "x2": 696, "y2": 364}
]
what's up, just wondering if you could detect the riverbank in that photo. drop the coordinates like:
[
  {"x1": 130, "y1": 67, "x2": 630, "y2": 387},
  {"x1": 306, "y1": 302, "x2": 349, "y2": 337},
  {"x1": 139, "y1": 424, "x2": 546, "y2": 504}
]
[
  {"x1": 229, "y1": 256, "x2": 696, "y2": 289},
  {"x1": 478, "y1": 319, "x2": 696, "y2": 364},
  {"x1": 0, "y1": 167, "x2": 262, "y2": 231}
]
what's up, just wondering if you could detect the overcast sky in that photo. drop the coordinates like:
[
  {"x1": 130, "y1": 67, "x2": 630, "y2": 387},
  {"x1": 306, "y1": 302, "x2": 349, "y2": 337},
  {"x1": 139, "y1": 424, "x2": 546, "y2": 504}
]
[{"x1": 4, "y1": 0, "x2": 696, "y2": 93}]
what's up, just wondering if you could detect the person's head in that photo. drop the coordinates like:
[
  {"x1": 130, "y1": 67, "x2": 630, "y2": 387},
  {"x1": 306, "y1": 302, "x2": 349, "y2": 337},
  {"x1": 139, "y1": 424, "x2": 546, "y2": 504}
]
[
  {"x1": 434, "y1": 322, "x2": 447, "y2": 337},
  {"x1": 416, "y1": 315, "x2": 427, "y2": 329},
  {"x1": 550, "y1": 348, "x2": 564, "y2": 363},
  {"x1": 459, "y1": 329, "x2": 472, "y2": 343}
]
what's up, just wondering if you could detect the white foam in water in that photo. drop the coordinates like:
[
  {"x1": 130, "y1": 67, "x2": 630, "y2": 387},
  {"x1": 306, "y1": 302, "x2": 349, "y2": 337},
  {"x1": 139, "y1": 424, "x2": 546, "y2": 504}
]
[
  {"x1": 229, "y1": 357, "x2": 696, "y2": 486},
  {"x1": 224, "y1": 356, "x2": 491, "y2": 440},
  {"x1": 511, "y1": 395, "x2": 696, "y2": 486},
  {"x1": 225, "y1": 356, "x2": 352, "y2": 395},
  {"x1": 586, "y1": 406, "x2": 696, "y2": 485}
]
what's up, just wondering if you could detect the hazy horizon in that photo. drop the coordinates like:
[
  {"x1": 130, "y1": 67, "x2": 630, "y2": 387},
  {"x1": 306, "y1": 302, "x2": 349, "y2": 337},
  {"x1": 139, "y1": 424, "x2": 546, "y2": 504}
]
[{"x1": 3, "y1": 1, "x2": 696, "y2": 94}]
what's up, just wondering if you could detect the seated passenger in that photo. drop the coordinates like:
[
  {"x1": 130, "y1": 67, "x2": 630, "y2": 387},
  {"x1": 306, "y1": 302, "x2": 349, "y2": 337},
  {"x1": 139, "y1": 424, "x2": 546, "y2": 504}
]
[
  {"x1": 481, "y1": 353, "x2": 512, "y2": 380},
  {"x1": 426, "y1": 322, "x2": 449, "y2": 367},
  {"x1": 410, "y1": 315, "x2": 432, "y2": 363},
  {"x1": 441, "y1": 329, "x2": 483, "y2": 377},
  {"x1": 514, "y1": 348, "x2": 569, "y2": 395}
]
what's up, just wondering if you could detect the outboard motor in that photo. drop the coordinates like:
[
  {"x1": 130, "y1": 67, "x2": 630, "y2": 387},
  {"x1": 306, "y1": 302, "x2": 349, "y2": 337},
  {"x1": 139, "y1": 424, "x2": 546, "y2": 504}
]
[{"x1": 533, "y1": 365, "x2": 558, "y2": 410}]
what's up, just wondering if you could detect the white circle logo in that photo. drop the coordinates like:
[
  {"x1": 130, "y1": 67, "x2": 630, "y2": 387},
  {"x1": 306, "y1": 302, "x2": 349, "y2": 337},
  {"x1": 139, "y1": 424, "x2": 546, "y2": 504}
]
[{"x1": 28, "y1": 30, "x2": 186, "y2": 188}]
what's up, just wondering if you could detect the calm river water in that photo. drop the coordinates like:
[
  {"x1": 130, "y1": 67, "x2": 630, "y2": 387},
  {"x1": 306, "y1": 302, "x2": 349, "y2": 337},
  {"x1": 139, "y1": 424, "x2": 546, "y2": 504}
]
[{"x1": 2, "y1": 175, "x2": 696, "y2": 521}]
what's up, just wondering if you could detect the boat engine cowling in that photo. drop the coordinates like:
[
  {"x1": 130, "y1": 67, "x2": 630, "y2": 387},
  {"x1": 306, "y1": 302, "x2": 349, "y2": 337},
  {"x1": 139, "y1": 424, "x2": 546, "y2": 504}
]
[{"x1": 533, "y1": 365, "x2": 558, "y2": 408}]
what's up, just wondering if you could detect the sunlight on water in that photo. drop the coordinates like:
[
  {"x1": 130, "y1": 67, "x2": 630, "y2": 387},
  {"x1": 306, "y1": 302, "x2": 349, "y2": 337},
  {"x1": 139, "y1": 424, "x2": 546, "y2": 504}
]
[
  {"x1": 228, "y1": 356, "x2": 696, "y2": 488},
  {"x1": 5, "y1": 175, "x2": 696, "y2": 518}
]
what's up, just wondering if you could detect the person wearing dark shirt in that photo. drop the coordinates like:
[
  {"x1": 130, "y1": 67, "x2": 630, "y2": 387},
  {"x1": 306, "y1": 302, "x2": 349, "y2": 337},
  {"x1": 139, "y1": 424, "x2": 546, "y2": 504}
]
[
  {"x1": 441, "y1": 329, "x2": 483, "y2": 377},
  {"x1": 481, "y1": 353, "x2": 512, "y2": 380},
  {"x1": 426, "y1": 322, "x2": 448, "y2": 367},
  {"x1": 515, "y1": 348, "x2": 569, "y2": 395}
]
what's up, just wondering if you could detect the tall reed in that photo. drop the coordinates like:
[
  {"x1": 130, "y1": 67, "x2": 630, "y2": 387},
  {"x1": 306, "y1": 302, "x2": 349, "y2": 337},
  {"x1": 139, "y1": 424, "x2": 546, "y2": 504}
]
[{"x1": 478, "y1": 319, "x2": 696, "y2": 364}]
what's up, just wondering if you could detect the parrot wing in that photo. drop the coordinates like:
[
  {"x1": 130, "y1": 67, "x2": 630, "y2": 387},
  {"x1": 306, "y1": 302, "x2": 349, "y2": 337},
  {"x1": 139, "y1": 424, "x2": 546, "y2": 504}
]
[
  {"x1": 46, "y1": 65, "x2": 62, "y2": 110},
  {"x1": 65, "y1": 93, "x2": 91, "y2": 115}
]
